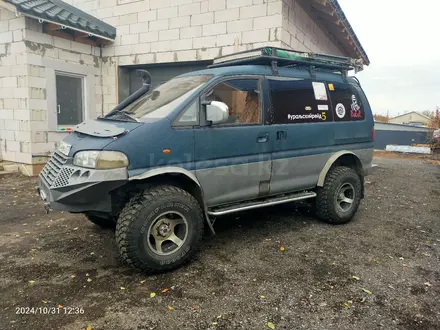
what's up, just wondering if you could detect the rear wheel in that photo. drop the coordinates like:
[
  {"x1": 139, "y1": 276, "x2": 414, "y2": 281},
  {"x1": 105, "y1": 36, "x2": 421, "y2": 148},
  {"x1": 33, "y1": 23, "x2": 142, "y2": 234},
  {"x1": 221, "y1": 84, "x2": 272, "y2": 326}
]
[
  {"x1": 115, "y1": 185, "x2": 204, "y2": 274},
  {"x1": 315, "y1": 166, "x2": 362, "y2": 224}
]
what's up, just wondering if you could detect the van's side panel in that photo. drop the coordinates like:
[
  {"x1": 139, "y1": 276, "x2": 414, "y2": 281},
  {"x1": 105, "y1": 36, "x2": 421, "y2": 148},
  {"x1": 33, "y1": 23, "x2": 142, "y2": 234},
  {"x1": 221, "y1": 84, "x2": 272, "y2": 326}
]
[
  {"x1": 194, "y1": 126, "x2": 272, "y2": 207},
  {"x1": 331, "y1": 82, "x2": 374, "y2": 173},
  {"x1": 270, "y1": 124, "x2": 336, "y2": 194},
  {"x1": 266, "y1": 75, "x2": 335, "y2": 194},
  {"x1": 193, "y1": 75, "x2": 272, "y2": 207},
  {"x1": 266, "y1": 71, "x2": 374, "y2": 196}
]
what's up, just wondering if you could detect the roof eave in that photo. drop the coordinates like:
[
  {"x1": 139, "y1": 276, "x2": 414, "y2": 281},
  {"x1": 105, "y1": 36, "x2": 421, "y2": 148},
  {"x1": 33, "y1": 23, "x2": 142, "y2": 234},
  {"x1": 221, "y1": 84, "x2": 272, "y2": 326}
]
[
  {"x1": 17, "y1": 11, "x2": 115, "y2": 42},
  {"x1": 390, "y1": 111, "x2": 431, "y2": 120},
  {"x1": 328, "y1": 0, "x2": 370, "y2": 65},
  {"x1": 304, "y1": 0, "x2": 369, "y2": 66},
  {"x1": 4, "y1": 0, "x2": 116, "y2": 42}
]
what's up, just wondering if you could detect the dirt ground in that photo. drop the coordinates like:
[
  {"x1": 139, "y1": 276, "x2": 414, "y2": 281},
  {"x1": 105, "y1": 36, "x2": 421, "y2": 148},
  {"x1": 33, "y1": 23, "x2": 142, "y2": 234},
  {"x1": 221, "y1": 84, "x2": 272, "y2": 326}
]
[{"x1": 0, "y1": 156, "x2": 439, "y2": 330}]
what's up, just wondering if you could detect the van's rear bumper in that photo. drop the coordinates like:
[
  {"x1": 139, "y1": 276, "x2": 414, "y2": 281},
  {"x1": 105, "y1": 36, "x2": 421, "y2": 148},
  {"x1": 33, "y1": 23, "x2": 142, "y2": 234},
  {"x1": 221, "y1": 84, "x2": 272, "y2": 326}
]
[{"x1": 37, "y1": 166, "x2": 128, "y2": 213}]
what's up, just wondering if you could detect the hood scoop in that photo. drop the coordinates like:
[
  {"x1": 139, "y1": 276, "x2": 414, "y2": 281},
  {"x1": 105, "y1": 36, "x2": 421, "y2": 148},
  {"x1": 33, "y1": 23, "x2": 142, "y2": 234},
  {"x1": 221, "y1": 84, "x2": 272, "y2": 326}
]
[{"x1": 73, "y1": 120, "x2": 127, "y2": 137}]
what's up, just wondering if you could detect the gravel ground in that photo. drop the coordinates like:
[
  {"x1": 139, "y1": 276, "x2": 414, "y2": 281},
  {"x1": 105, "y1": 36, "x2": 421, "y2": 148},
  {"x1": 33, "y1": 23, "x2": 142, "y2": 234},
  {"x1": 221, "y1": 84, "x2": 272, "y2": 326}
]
[{"x1": 0, "y1": 156, "x2": 439, "y2": 330}]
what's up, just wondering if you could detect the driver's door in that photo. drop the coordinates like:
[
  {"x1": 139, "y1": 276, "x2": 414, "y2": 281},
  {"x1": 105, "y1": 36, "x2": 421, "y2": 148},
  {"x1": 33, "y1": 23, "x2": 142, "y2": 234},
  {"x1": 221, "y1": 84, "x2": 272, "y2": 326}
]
[{"x1": 194, "y1": 78, "x2": 272, "y2": 207}]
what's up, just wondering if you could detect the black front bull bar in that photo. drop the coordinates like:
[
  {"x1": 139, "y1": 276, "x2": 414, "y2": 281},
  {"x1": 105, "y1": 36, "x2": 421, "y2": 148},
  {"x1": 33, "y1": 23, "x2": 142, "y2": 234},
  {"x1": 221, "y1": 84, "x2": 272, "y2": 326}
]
[{"x1": 36, "y1": 167, "x2": 128, "y2": 214}]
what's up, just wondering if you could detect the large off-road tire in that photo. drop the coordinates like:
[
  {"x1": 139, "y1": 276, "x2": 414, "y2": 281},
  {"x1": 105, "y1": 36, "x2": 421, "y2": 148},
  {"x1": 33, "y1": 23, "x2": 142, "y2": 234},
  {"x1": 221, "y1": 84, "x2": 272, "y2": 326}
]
[
  {"x1": 315, "y1": 166, "x2": 362, "y2": 225},
  {"x1": 85, "y1": 214, "x2": 116, "y2": 229},
  {"x1": 115, "y1": 185, "x2": 204, "y2": 274}
]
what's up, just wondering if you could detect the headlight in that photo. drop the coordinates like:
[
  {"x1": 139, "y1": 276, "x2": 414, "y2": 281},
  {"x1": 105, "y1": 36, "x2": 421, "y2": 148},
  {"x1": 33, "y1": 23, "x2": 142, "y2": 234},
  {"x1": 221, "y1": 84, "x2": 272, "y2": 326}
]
[{"x1": 73, "y1": 151, "x2": 129, "y2": 169}]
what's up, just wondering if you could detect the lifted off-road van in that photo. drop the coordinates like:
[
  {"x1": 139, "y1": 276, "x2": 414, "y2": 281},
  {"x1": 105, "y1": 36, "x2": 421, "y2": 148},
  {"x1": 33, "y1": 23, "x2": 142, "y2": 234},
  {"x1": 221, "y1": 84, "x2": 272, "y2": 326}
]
[{"x1": 37, "y1": 47, "x2": 374, "y2": 273}]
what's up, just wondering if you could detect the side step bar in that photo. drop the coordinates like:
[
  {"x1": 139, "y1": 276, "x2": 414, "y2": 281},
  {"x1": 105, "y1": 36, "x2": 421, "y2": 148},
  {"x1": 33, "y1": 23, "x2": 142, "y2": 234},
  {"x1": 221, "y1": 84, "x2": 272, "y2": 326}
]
[{"x1": 207, "y1": 191, "x2": 317, "y2": 216}]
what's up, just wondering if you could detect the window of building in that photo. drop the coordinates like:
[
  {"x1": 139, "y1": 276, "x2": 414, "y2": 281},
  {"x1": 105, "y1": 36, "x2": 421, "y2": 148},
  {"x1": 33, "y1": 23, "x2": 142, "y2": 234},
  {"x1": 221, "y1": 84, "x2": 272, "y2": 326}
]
[
  {"x1": 207, "y1": 79, "x2": 261, "y2": 125},
  {"x1": 269, "y1": 79, "x2": 332, "y2": 124},
  {"x1": 56, "y1": 73, "x2": 84, "y2": 127},
  {"x1": 328, "y1": 82, "x2": 365, "y2": 122}
]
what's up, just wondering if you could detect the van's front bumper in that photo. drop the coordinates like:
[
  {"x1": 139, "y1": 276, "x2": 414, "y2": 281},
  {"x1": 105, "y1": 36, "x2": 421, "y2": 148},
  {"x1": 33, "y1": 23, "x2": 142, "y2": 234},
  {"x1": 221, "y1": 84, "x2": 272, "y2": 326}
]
[{"x1": 37, "y1": 152, "x2": 128, "y2": 213}]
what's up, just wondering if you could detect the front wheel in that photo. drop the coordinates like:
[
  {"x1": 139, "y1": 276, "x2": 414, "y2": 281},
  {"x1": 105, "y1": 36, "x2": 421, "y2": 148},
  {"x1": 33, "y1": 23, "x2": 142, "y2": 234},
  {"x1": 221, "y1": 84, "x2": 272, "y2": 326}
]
[
  {"x1": 315, "y1": 166, "x2": 362, "y2": 224},
  {"x1": 115, "y1": 185, "x2": 204, "y2": 274}
]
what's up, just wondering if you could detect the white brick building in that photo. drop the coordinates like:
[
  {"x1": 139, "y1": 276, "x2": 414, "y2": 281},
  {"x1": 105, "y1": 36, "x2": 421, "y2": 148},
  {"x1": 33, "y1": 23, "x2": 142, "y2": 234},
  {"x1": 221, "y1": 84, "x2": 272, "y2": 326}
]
[{"x1": 0, "y1": 0, "x2": 369, "y2": 174}]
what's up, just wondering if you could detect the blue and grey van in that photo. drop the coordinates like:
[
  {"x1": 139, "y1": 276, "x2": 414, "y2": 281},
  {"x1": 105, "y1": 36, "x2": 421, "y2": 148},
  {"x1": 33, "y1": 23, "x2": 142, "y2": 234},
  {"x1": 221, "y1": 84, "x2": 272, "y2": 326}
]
[{"x1": 37, "y1": 47, "x2": 374, "y2": 273}]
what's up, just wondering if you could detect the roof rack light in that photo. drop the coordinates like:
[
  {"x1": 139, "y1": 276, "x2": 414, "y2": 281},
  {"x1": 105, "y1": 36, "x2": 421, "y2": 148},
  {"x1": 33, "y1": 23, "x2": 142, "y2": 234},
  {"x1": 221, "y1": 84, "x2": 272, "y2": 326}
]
[{"x1": 211, "y1": 47, "x2": 364, "y2": 73}]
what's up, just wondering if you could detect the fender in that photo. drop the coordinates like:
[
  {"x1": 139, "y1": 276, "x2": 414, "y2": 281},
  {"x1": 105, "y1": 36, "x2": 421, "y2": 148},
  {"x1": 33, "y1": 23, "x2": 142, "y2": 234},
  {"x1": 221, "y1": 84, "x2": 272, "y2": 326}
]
[
  {"x1": 129, "y1": 167, "x2": 216, "y2": 234},
  {"x1": 317, "y1": 150, "x2": 360, "y2": 187},
  {"x1": 129, "y1": 166, "x2": 201, "y2": 186}
]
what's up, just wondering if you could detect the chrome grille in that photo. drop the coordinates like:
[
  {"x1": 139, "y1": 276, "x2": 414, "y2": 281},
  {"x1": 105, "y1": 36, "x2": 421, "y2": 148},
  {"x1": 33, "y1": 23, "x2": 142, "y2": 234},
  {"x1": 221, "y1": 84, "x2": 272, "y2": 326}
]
[{"x1": 40, "y1": 151, "x2": 68, "y2": 187}]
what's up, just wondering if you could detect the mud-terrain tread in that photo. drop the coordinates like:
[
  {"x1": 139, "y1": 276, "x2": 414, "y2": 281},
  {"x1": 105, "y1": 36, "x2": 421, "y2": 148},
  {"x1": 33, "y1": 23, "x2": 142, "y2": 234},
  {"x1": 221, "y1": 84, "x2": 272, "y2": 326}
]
[
  {"x1": 115, "y1": 185, "x2": 204, "y2": 273},
  {"x1": 316, "y1": 166, "x2": 361, "y2": 225}
]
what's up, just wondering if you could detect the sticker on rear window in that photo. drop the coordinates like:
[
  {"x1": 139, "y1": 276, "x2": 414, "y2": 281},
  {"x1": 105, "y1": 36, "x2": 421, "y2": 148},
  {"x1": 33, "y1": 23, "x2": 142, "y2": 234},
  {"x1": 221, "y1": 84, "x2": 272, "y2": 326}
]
[
  {"x1": 335, "y1": 103, "x2": 346, "y2": 118},
  {"x1": 312, "y1": 82, "x2": 328, "y2": 101},
  {"x1": 350, "y1": 95, "x2": 362, "y2": 118}
]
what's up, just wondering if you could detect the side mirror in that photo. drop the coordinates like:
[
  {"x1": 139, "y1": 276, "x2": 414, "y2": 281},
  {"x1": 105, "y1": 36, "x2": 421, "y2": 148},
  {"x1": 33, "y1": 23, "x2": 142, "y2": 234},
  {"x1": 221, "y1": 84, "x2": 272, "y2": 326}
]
[{"x1": 206, "y1": 101, "x2": 229, "y2": 125}]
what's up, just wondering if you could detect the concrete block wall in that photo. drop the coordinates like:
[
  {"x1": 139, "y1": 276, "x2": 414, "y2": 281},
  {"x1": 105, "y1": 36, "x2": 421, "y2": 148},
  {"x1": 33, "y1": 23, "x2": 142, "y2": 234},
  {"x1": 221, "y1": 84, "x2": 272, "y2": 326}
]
[
  {"x1": 65, "y1": 0, "x2": 287, "y2": 112},
  {"x1": 65, "y1": 0, "x2": 346, "y2": 64},
  {"x1": 0, "y1": 9, "x2": 31, "y2": 164},
  {"x1": 281, "y1": 0, "x2": 344, "y2": 56},
  {"x1": 0, "y1": 7, "x2": 106, "y2": 169},
  {"x1": 64, "y1": 0, "x2": 347, "y2": 111},
  {"x1": 22, "y1": 17, "x2": 104, "y2": 165},
  {"x1": 101, "y1": 56, "x2": 118, "y2": 114}
]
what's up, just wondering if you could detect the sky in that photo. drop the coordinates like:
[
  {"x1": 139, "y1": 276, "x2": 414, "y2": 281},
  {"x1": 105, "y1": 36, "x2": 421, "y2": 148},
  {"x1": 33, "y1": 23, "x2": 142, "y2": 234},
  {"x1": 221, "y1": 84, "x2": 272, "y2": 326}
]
[{"x1": 338, "y1": 0, "x2": 440, "y2": 116}]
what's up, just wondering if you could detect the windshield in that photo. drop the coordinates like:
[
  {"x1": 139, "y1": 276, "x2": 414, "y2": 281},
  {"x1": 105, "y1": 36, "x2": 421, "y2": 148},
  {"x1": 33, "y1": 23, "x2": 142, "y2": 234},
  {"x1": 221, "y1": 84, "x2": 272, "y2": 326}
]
[{"x1": 120, "y1": 74, "x2": 212, "y2": 120}]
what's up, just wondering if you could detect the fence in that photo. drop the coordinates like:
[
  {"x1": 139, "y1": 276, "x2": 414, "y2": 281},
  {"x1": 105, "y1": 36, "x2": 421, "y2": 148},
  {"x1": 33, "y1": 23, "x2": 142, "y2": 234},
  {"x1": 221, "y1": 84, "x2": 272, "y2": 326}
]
[{"x1": 374, "y1": 122, "x2": 430, "y2": 150}]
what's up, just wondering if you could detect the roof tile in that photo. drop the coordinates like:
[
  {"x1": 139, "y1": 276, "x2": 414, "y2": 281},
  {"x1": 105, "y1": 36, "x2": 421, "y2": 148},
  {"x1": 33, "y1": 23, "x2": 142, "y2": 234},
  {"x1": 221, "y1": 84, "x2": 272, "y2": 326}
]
[{"x1": 6, "y1": 0, "x2": 116, "y2": 40}]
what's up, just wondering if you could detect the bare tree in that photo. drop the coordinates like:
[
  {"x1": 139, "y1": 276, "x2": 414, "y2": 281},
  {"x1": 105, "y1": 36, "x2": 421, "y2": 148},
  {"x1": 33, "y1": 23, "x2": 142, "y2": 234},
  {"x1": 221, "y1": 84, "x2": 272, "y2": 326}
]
[
  {"x1": 373, "y1": 114, "x2": 389, "y2": 122},
  {"x1": 428, "y1": 108, "x2": 440, "y2": 159},
  {"x1": 422, "y1": 110, "x2": 435, "y2": 118}
]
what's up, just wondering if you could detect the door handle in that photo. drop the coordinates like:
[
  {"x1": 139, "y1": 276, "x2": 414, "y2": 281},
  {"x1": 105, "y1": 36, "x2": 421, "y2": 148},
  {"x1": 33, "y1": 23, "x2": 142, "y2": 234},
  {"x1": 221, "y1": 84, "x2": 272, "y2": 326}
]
[
  {"x1": 276, "y1": 131, "x2": 287, "y2": 140},
  {"x1": 57, "y1": 105, "x2": 61, "y2": 114},
  {"x1": 257, "y1": 134, "x2": 269, "y2": 143}
]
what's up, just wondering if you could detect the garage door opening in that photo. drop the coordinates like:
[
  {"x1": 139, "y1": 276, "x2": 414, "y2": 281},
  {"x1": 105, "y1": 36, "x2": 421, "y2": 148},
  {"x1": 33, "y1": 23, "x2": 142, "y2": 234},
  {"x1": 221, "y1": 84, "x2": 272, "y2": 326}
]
[{"x1": 118, "y1": 61, "x2": 212, "y2": 102}]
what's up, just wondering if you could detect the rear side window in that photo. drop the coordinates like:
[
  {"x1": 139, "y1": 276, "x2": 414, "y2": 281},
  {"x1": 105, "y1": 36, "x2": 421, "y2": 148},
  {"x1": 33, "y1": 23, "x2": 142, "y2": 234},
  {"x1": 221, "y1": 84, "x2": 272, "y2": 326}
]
[
  {"x1": 328, "y1": 82, "x2": 365, "y2": 121},
  {"x1": 269, "y1": 79, "x2": 332, "y2": 124}
]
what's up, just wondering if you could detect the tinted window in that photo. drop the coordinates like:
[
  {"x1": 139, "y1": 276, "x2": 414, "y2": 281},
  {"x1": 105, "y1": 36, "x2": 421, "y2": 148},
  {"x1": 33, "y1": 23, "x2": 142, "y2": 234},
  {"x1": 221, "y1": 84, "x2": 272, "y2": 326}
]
[
  {"x1": 208, "y1": 79, "x2": 261, "y2": 125},
  {"x1": 328, "y1": 82, "x2": 365, "y2": 121},
  {"x1": 269, "y1": 79, "x2": 332, "y2": 124}
]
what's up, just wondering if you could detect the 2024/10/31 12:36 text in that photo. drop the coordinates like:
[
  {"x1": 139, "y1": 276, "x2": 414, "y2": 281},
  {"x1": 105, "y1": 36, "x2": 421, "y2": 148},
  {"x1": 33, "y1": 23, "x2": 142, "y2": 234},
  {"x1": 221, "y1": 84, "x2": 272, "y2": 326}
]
[{"x1": 16, "y1": 306, "x2": 85, "y2": 314}]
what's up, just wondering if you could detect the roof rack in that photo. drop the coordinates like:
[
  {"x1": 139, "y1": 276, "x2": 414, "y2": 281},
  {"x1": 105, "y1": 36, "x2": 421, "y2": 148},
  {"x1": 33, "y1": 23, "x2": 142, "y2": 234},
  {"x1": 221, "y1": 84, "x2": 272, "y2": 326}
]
[{"x1": 209, "y1": 47, "x2": 364, "y2": 75}]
